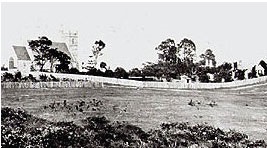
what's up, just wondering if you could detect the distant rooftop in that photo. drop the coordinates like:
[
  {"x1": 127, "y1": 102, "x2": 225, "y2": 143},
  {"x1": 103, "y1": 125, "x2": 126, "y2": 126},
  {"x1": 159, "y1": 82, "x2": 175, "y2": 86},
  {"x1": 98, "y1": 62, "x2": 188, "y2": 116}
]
[
  {"x1": 12, "y1": 45, "x2": 31, "y2": 61},
  {"x1": 50, "y1": 42, "x2": 75, "y2": 62}
]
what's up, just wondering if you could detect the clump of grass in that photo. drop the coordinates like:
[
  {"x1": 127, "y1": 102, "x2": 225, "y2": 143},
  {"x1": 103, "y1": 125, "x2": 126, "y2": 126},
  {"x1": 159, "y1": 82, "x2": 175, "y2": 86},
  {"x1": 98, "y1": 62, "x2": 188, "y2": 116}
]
[
  {"x1": 208, "y1": 100, "x2": 218, "y2": 107},
  {"x1": 41, "y1": 99, "x2": 104, "y2": 113}
]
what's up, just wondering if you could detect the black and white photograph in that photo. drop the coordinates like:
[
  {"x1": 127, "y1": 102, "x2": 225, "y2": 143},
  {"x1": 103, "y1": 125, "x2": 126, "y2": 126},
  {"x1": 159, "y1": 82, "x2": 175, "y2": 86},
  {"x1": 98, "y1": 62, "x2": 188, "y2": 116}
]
[{"x1": 1, "y1": 2, "x2": 267, "y2": 147}]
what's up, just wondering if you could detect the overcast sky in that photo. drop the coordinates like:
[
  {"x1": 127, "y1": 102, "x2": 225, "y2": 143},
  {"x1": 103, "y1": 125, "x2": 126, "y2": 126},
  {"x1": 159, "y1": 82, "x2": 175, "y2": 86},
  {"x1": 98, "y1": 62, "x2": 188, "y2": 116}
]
[{"x1": 2, "y1": 2, "x2": 267, "y2": 70}]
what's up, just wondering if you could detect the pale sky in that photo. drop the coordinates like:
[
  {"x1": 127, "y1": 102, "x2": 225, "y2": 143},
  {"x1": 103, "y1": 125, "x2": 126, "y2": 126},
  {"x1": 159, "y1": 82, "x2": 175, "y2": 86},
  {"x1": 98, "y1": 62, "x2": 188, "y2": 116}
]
[{"x1": 2, "y1": 2, "x2": 267, "y2": 70}]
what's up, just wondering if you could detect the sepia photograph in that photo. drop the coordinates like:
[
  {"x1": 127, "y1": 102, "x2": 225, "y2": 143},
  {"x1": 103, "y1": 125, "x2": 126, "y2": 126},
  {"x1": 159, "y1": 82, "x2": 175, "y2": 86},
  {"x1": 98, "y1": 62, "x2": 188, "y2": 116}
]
[{"x1": 1, "y1": 2, "x2": 267, "y2": 147}]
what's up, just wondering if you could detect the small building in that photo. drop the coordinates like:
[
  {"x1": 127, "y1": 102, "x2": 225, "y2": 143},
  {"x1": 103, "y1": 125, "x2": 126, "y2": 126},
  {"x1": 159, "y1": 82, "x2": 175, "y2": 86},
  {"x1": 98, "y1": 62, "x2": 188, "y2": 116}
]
[
  {"x1": 9, "y1": 46, "x2": 32, "y2": 75},
  {"x1": 257, "y1": 60, "x2": 267, "y2": 76},
  {"x1": 180, "y1": 75, "x2": 191, "y2": 83},
  {"x1": 256, "y1": 64, "x2": 266, "y2": 76},
  {"x1": 205, "y1": 59, "x2": 214, "y2": 67}
]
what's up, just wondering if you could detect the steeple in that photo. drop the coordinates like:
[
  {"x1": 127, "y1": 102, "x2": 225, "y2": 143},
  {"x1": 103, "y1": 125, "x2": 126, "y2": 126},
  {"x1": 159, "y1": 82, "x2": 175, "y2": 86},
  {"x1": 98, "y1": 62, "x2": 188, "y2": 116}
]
[{"x1": 60, "y1": 29, "x2": 79, "y2": 68}]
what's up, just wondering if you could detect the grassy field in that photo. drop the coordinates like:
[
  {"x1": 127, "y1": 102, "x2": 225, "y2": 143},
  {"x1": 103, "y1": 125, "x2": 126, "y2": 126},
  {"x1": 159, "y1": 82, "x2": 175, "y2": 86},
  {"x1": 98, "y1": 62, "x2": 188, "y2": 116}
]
[{"x1": 1, "y1": 83, "x2": 267, "y2": 141}]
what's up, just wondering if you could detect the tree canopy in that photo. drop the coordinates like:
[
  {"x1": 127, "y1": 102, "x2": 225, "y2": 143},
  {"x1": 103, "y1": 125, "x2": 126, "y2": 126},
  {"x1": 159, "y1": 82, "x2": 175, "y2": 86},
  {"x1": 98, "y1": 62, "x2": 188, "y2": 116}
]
[
  {"x1": 200, "y1": 49, "x2": 216, "y2": 67},
  {"x1": 29, "y1": 36, "x2": 71, "y2": 72},
  {"x1": 91, "y1": 40, "x2": 106, "y2": 67},
  {"x1": 155, "y1": 39, "x2": 178, "y2": 64},
  {"x1": 29, "y1": 36, "x2": 53, "y2": 71},
  {"x1": 178, "y1": 38, "x2": 196, "y2": 63},
  {"x1": 100, "y1": 62, "x2": 107, "y2": 70}
]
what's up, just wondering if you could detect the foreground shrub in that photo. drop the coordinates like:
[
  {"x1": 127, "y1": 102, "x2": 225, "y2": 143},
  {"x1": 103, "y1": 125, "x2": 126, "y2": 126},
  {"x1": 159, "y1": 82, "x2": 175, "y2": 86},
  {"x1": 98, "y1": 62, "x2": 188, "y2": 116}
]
[{"x1": 1, "y1": 107, "x2": 266, "y2": 148}]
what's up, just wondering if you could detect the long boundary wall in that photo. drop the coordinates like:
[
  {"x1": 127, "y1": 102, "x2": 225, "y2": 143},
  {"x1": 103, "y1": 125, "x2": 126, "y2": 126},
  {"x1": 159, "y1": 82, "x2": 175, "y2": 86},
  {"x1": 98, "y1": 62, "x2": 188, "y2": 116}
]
[
  {"x1": 1, "y1": 81, "x2": 103, "y2": 89},
  {"x1": 142, "y1": 76, "x2": 267, "y2": 89},
  {"x1": 24, "y1": 72, "x2": 267, "y2": 89}
]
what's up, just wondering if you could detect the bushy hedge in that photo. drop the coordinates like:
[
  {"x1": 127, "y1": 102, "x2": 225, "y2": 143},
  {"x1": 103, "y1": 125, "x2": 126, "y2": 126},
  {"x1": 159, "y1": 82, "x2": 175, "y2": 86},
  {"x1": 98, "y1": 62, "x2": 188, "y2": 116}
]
[
  {"x1": 1, "y1": 72, "x2": 61, "y2": 82},
  {"x1": 1, "y1": 107, "x2": 266, "y2": 148},
  {"x1": 39, "y1": 74, "x2": 59, "y2": 82}
]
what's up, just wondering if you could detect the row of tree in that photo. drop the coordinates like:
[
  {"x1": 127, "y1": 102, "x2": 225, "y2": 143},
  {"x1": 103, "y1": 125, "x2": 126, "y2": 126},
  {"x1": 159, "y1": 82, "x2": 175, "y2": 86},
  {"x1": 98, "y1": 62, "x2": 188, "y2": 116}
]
[
  {"x1": 28, "y1": 36, "x2": 265, "y2": 83},
  {"x1": 80, "y1": 36, "x2": 210, "y2": 81},
  {"x1": 137, "y1": 38, "x2": 219, "y2": 82},
  {"x1": 26, "y1": 36, "x2": 226, "y2": 82}
]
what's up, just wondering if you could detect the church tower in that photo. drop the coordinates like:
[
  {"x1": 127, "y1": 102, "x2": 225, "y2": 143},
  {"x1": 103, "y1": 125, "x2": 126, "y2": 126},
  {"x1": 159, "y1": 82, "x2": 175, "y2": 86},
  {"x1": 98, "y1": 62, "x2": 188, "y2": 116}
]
[{"x1": 60, "y1": 30, "x2": 79, "y2": 68}]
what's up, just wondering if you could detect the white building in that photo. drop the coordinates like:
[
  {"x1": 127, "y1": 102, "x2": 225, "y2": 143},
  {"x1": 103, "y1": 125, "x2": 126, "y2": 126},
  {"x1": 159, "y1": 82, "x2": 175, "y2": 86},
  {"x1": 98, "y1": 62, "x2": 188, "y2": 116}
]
[
  {"x1": 9, "y1": 46, "x2": 32, "y2": 75},
  {"x1": 205, "y1": 59, "x2": 214, "y2": 67},
  {"x1": 59, "y1": 30, "x2": 79, "y2": 69},
  {"x1": 256, "y1": 64, "x2": 265, "y2": 76}
]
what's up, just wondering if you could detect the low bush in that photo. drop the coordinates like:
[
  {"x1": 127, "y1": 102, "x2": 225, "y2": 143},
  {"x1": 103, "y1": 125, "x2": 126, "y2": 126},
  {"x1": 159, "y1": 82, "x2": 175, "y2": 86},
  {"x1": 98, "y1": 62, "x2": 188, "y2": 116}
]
[
  {"x1": 14, "y1": 71, "x2": 22, "y2": 82},
  {"x1": 68, "y1": 68, "x2": 80, "y2": 74},
  {"x1": 1, "y1": 72, "x2": 14, "y2": 82},
  {"x1": 1, "y1": 107, "x2": 266, "y2": 148},
  {"x1": 49, "y1": 74, "x2": 59, "y2": 81},
  {"x1": 39, "y1": 74, "x2": 49, "y2": 82},
  {"x1": 1, "y1": 72, "x2": 39, "y2": 82},
  {"x1": 114, "y1": 67, "x2": 129, "y2": 79},
  {"x1": 38, "y1": 74, "x2": 60, "y2": 82},
  {"x1": 21, "y1": 74, "x2": 37, "y2": 82}
]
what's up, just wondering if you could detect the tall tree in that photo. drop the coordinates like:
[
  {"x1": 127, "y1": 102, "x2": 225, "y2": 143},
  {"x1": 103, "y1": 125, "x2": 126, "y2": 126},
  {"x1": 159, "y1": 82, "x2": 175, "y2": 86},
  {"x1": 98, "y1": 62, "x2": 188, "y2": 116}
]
[
  {"x1": 200, "y1": 49, "x2": 216, "y2": 67},
  {"x1": 155, "y1": 39, "x2": 178, "y2": 64},
  {"x1": 55, "y1": 51, "x2": 71, "y2": 73},
  {"x1": 29, "y1": 36, "x2": 53, "y2": 71},
  {"x1": 92, "y1": 40, "x2": 106, "y2": 67},
  {"x1": 47, "y1": 48, "x2": 60, "y2": 72},
  {"x1": 214, "y1": 62, "x2": 233, "y2": 82},
  {"x1": 177, "y1": 38, "x2": 197, "y2": 77},
  {"x1": 178, "y1": 38, "x2": 196, "y2": 64},
  {"x1": 29, "y1": 36, "x2": 71, "y2": 72}
]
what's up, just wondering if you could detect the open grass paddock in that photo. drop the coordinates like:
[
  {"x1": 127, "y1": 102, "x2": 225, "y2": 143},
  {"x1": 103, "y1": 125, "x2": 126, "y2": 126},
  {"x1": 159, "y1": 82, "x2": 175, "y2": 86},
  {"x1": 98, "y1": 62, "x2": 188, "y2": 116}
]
[{"x1": 1, "y1": 83, "x2": 267, "y2": 141}]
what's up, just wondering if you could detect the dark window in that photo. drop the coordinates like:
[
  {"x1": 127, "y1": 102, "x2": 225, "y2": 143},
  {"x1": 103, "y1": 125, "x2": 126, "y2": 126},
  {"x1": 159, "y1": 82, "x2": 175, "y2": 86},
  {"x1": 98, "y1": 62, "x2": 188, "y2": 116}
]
[
  {"x1": 9, "y1": 57, "x2": 15, "y2": 69},
  {"x1": 72, "y1": 38, "x2": 75, "y2": 44}
]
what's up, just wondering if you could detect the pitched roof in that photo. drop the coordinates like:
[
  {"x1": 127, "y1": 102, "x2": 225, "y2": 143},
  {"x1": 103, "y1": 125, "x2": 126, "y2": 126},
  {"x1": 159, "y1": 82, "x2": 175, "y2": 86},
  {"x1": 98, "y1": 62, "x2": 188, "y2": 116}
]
[
  {"x1": 50, "y1": 42, "x2": 75, "y2": 62},
  {"x1": 259, "y1": 60, "x2": 267, "y2": 70},
  {"x1": 12, "y1": 46, "x2": 31, "y2": 61}
]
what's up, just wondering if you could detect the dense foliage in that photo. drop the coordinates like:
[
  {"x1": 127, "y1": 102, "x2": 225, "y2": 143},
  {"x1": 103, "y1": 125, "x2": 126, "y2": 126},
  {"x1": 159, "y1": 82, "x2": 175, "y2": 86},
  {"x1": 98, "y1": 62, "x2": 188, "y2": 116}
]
[
  {"x1": 29, "y1": 36, "x2": 71, "y2": 72},
  {"x1": 23, "y1": 36, "x2": 267, "y2": 82},
  {"x1": 2, "y1": 107, "x2": 266, "y2": 148},
  {"x1": 1, "y1": 72, "x2": 60, "y2": 82}
]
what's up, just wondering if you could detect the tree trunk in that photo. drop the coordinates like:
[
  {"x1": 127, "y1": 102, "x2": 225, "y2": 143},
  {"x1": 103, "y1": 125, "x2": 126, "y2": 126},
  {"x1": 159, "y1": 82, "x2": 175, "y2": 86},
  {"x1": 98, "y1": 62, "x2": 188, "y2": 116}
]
[
  {"x1": 50, "y1": 59, "x2": 54, "y2": 73},
  {"x1": 40, "y1": 64, "x2": 44, "y2": 72},
  {"x1": 40, "y1": 60, "x2": 46, "y2": 72}
]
